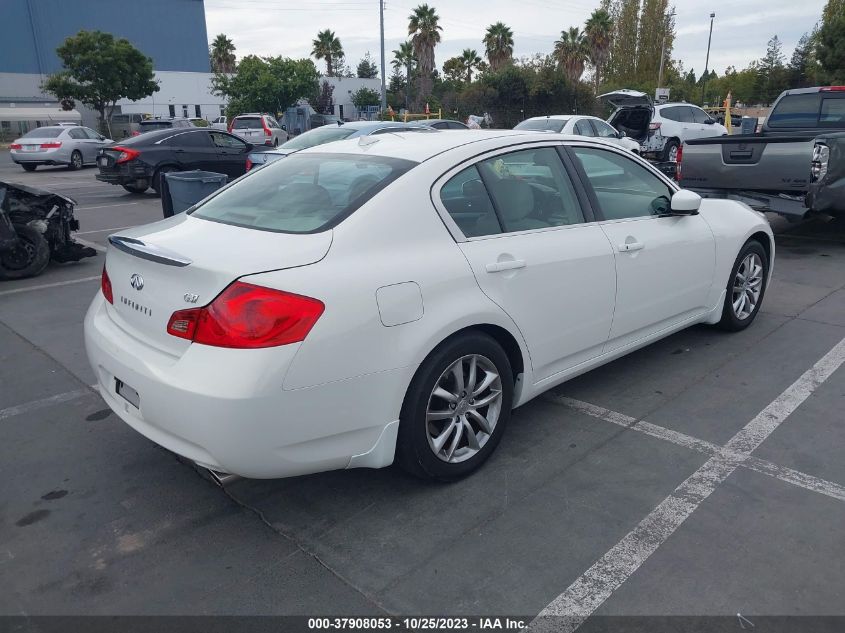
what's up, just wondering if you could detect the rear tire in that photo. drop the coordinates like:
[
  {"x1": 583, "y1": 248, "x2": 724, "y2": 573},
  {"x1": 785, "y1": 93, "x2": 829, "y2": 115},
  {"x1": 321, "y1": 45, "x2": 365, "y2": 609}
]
[
  {"x1": 0, "y1": 225, "x2": 50, "y2": 280},
  {"x1": 151, "y1": 166, "x2": 175, "y2": 197},
  {"x1": 662, "y1": 139, "x2": 680, "y2": 163},
  {"x1": 396, "y1": 332, "x2": 513, "y2": 482},
  {"x1": 717, "y1": 240, "x2": 768, "y2": 332},
  {"x1": 69, "y1": 151, "x2": 83, "y2": 170},
  {"x1": 21, "y1": 164, "x2": 37, "y2": 172},
  {"x1": 122, "y1": 183, "x2": 149, "y2": 194}
]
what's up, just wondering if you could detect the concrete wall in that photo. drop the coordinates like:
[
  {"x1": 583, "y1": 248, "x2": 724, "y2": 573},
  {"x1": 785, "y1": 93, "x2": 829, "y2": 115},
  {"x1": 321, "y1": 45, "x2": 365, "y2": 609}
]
[
  {"x1": 1, "y1": 0, "x2": 210, "y2": 74},
  {"x1": 116, "y1": 72, "x2": 226, "y2": 121},
  {"x1": 321, "y1": 77, "x2": 382, "y2": 120}
]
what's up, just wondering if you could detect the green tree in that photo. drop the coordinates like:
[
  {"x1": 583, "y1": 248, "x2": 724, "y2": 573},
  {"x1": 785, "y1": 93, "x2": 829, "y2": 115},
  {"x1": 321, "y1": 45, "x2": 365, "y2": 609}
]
[
  {"x1": 408, "y1": 3, "x2": 442, "y2": 107},
  {"x1": 483, "y1": 22, "x2": 514, "y2": 72},
  {"x1": 607, "y1": 0, "x2": 641, "y2": 81},
  {"x1": 42, "y1": 30, "x2": 159, "y2": 135},
  {"x1": 816, "y1": 0, "x2": 845, "y2": 84},
  {"x1": 212, "y1": 55, "x2": 320, "y2": 118},
  {"x1": 315, "y1": 80, "x2": 334, "y2": 114},
  {"x1": 311, "y1": 29, "x2": 344, "y2": 77},
  {"x1": 351, "y1": 86, "x2": 381, "y2": 109},
  {"x1": 460, "y1": 49, "x2": 483, "y2": 83},
  {"x1": 636, "y1": 0, "x2": 672, "y2": 83},
  {"x1": 584, "y1": 8, "x2": 614, "y2": 92},
  {"x1": 442, "y1": 56, "x2": 465, "y2": 83},
  {"x1": 756, "y1": 35, "x2": 788, "y2": 104},
  {"x1": 554, "y1": 27, "x2": 588, "y2": 85},
  {"x1": 392, "y1": 41, "x2": 416, "y2": 110},
  {"x1": 210, "y1": 33, "x2": 236, "y2": 74},
  {"x1": 788, "y1": 32, "x2": 818, "y2": 88},
  {"x1": 356, "y1": 52, "x2": 379, "y2": 78}
]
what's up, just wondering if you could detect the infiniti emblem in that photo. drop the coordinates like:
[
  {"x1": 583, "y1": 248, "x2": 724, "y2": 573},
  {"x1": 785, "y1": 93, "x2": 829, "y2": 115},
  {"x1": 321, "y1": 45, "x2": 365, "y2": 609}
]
[{"x1": 130, "y1": 273, "x2": 144, "y2": 291}]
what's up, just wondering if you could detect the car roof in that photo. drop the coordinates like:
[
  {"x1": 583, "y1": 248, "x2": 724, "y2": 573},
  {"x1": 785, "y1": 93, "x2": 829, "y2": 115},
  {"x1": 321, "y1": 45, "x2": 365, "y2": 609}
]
[
  {"x1": 522, "y1": 115, "x2": 571, "y2": 121},
  {"x1": 298, "y1": 129, "x2": 619, "y2": 162},
  {"x1": 656, "y1": 102, "x2": 703, "y2": 109}
]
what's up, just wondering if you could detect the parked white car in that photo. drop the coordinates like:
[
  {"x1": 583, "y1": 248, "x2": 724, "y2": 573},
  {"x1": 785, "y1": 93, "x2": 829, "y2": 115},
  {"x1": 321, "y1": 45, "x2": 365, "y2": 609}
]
[
  {"x1": 514, "y1": 115, "x2": 641, "y2": 153},
  {"x1": 229, "y1": 113, "x2": 288, "y2": 147},
  {"x1": 601, "y1": 89, "x2": 729, "y2": 161},
  {"x1": 85, "y1": 131, "x2": 773, "y2": 481}
]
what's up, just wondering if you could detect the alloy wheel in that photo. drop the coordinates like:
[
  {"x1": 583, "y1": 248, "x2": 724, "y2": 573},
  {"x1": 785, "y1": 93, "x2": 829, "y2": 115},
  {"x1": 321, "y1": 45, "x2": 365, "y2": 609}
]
[
  {"x1": 425, "y1": 354, "x2": 503, "y2": 464},
  {"x1": 732, "y1": 252, "x2": 763, "y2": 320}
]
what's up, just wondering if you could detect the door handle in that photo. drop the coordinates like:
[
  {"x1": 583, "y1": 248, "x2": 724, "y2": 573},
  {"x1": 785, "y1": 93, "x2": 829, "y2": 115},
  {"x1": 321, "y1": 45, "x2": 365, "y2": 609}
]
[
  {"x1": 618, "y1": 242, "x2": 644, "y2": 252},
  {"x1": 486, "y1": 259, "x2": 526, "y2": 273}
]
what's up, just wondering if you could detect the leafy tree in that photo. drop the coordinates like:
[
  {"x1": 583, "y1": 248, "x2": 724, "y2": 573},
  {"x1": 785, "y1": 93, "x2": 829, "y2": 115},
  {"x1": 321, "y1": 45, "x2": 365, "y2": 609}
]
[
  {"x1": 442, "y1": 56, "x2": 465, "y2": 83},
  {"x1": 212, "y1": 55, "x2": 320, "y2": 118},
  {"x1": 210, "y1": 33, "x2": 236, "y2": 74},
  {"x1": 356, "y1": 52, "x2": 379, "y2": 78},
  {"x1": 756, "y1": 35, "x2": 788, "y2": 104},
  {"x1": 42, "y1": 30, "x2": 159, "y2": 134},
  {"x1": 584, "y1": 8, "x2": 613, "y2": 92},
  {"x1": 788, "y1": 32, "x2": 818, "y2": 88},
  {"x1": 483, "y1": 22, "x2": 514, "y2": 72},
  {"x1": 392, "y1": 41, "x2": 416, "y2": 110},
  {"x1": 816, "y1": 0, "x2": 845, "y2": 84},
  {"x1": 315, "y1": 80, "x2": 335, "y2": 114},
  {"x1": 460, "y1": 49, "x2": 483, "y2": 83},
  {"x1": 351, "y1": 87, "x2": 381, "y2": 109},
  {"x1": 554, "y1": 27, "x2": 588, "y2": 84},
  {"x1": 408, "y1": 3, "x2": 442, "y2": 107},
  {"x1": 311, "y1": 29, "x2": 344, "y2": 77}
]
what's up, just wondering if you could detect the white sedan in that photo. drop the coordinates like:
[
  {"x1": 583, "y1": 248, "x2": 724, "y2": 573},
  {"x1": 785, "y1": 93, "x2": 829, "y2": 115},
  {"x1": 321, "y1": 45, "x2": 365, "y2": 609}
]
[
  {"x1": 514, "y1": 115, "x2": 642, "y2": 153},
  {"x1": 84, "y1": 131, "x2": 773, "y2": 481}
]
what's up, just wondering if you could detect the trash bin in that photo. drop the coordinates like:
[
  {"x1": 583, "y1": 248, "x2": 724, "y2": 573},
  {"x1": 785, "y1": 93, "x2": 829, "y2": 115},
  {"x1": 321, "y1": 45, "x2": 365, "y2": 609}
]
[
  {"x1": 162, "y1": 171, "x2": 228, "y2": 218},
  {"x1": 740, "y1": 116, "x2": 757, "y2": 136}
]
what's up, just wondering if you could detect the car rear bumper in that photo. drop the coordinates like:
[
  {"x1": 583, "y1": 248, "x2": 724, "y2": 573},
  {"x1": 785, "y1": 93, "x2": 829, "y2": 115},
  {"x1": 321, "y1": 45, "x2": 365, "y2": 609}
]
[
  {"x1": 96, "y1": 162, "x2": 151, "y2": 186},
  {"x1": 84, "y1": 293, "x2": 406, "y2": 479},
  {"x1": 11, "y1": 148, "x2": 70, "y2": 165}
]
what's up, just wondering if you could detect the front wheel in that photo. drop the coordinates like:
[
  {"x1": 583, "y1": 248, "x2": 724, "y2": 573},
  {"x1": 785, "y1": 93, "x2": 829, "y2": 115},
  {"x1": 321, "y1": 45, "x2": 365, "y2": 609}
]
[
  {"x1": 717, "y1": 240, "x2": 769, "y2": 331},
  {"x1": 0, "y1": 224, "x2": 50, "y2": 280},
  {"x1": 396, "y1": 332, "x2": 514, "y2": 481}
]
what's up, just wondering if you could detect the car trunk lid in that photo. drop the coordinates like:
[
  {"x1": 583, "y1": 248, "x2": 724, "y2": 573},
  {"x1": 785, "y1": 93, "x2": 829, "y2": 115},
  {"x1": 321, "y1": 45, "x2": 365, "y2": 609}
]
[
  {"x1": 599, "y1": 89, "x2": 653, "y2": 110},
  {"x1": 103, "y1": 213, "x2": 332, "y2": 356}
]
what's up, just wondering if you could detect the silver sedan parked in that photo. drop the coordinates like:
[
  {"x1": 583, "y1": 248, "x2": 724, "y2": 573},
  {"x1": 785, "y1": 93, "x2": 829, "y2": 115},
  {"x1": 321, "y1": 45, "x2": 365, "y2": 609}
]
[{"x1": 10, "y1": 126, "x2": 113, "y2": 171}]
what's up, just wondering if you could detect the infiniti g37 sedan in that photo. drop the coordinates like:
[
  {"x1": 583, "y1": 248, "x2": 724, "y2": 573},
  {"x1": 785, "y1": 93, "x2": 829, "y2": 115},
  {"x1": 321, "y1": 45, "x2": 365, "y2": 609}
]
[{"x1": 84, "y1": 131, "x2": 774, "y2": 481}]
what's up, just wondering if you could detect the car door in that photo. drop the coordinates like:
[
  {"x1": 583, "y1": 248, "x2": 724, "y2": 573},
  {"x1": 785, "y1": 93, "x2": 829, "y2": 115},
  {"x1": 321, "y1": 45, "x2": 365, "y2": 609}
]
[
  {"x1": 83, "y1": 127, "x2": 110, "y2": 157},
  {"x1": 66, "y1": 128, "x2": 91, "y2": 161},
  {"x1": 437, "y1": 145, "x2": 617, "y2": 382},
  {"x1": 208, "y1": 131, "x2": 250, "y2": 177},
  {"x1": 568, "y1": 145, "x2": 715, "y2": 352},
  {"x1": 690, "y1": 106, "x2": 720, "y2": 138},
  {"x1": 166, "y1": 130, "x2": 220, "y2": 172}
]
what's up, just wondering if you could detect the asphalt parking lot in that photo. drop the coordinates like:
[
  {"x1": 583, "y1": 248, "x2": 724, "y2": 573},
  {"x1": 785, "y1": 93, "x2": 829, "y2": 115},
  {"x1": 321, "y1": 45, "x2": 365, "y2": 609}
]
[{"x1": 1, "y1": 150, "x2": 844, "y2": 629}]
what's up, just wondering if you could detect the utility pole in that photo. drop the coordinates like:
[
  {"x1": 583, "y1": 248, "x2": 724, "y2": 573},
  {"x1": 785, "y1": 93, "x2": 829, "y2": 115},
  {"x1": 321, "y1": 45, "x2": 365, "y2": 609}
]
[
  {"x1": 379, "y1": 0, "x2": 387, "y2": 113},
  {"x1": 701, "y1": 12, "x2": 715, "y2": 105}
]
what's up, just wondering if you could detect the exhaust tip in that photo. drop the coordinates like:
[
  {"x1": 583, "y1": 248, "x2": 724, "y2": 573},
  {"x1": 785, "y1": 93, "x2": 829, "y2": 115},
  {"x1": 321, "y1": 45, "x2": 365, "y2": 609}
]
[{"x1": 205, "y1": 468, "x2": 242, "y2": 487}]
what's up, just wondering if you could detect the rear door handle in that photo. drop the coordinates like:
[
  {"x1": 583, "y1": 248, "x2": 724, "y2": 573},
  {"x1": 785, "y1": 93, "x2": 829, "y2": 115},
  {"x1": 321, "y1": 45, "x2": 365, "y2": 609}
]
[
  {"x1": 618, "y1": 242, "x2": 644, "y2": 252},
  {"x1": 485, "y1": 259, "x2": 526, "y2": 273}
]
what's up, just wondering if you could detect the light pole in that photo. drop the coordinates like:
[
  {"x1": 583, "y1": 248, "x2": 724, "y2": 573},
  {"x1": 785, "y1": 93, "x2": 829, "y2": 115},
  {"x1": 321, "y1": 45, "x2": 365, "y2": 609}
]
[
  {"x1": 379, "y1": 0, "x2": 387, "y2": 113},
  {"x1": 701, "y1": 12, "x2": 715, "y2": 105},
  {"x1": 657, "y1": 8, "x2": 675, "y2": 91}
]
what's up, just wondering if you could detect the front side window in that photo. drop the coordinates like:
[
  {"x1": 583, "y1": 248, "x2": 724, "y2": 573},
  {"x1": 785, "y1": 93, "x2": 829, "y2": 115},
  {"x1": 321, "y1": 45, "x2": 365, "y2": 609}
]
[
  {"x1": 691, "y1": 107, "x2": 712, "y2": 124},
  {"x1": 192, "y1": 153, "x2": 415, "y2": 233},
  {"x1": 83, "y1": 127, "x2": 101, "y2": 139},
  {"x1": 572, "y1": 147, "x2": 673, "y2": 220},
  {"x1": 209, "y1": 131, "x2": 247, "y2": 149},
  {"x1": 592, "y1": 120, "x2": 619, "y2": 138},
  {"x1": 68, "y1": 128, "x2": 87, "y2": 140}
]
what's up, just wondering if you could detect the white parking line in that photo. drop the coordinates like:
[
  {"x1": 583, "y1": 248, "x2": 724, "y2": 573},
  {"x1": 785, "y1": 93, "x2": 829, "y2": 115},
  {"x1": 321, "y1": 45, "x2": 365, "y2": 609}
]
[
  {"x1": 0, "y1": 389, "x2": 91, "y2": 421},
  {"x1": 76, "y1": 202, "x2": 138, "y2": 211},
  {"x1": 530, "y1": 336, "x2": 845, "y2": 632},
  {"x1": 76, "y1": 225, "x2": 135, "y2": 235},
  {"x1": 0, "y1": 275, "x2": 100, "y2": 297},
  {"x1": 549, "y1": 396, "x2": 845, "y2": 502},
  {"x1": 75, "y1": 238, "x2": 107, "y2": 253}
]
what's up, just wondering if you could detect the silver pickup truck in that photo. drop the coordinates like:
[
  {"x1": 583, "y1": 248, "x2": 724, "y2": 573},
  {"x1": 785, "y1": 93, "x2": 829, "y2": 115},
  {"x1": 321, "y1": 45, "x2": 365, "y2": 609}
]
[{"x1": 679, "y1": 86, "x2": 845, "y2": 218}]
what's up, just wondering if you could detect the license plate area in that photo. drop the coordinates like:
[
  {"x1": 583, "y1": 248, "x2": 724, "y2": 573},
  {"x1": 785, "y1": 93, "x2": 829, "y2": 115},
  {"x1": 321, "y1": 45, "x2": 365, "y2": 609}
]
[
  {"x1": 98, "y1": 156, "x2": 109, "y2": 167},
  {"x1": 115, "y1": 378, "x2": 140, "y2": 409},
  {"x1": 23, "y1": 145, "x2": 37, "y2": 151}
]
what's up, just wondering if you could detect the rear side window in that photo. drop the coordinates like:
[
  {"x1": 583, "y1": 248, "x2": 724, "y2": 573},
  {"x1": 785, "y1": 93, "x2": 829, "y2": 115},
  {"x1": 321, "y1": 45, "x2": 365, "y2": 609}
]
[
  {"x1": 820, "y1": 98, "x2": 845, "y2": 125},
  {"x1": 439, "y1": 166, "x2": 498, "y2": 238},
  {"x1": 768, "y1": 93, "x2": 821, "y2": 127},
  {"x1": 232, "y1": 117, "x2": 261, "y2": 129},
  {"x1": 191, "y1": 153, "x2": 415, "y2": 233}
]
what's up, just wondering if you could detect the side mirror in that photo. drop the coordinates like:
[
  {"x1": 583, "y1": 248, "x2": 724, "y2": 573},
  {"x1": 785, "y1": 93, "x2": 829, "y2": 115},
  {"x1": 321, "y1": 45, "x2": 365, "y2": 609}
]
[
  {"x1": 703, "y1": 118, "x2": 715, "y2": 125},
  {"x1": 670, "y1": 189, "x2": 701, "y2": 215},
  {"x1": 617, "y1": 130, "x2": 626, "y2": 139},
  {"x1": 243, "y1": 143, "x2": 254, "y2": 152},
  {"x1": 280, "y1": 124, "x2": 287, "y2": 131}
]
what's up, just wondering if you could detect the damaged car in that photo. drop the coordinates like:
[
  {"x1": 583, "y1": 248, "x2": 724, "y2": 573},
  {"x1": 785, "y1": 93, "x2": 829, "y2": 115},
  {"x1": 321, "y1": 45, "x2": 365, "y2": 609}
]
[{"x1": 0, "y1": 181, "x2": 97, "y2": 280}]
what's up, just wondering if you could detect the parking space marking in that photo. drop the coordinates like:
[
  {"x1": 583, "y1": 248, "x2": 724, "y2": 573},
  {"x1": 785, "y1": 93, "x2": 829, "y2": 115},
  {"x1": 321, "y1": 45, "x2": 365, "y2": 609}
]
[
  {"x1": 76, "y1": 202, "x2": 139, "y2": 211},
  {"x1": 0, "y1": 389, "x2": 90, "y2": 421},
  {"x1": 0, "y1": 275, "x2": 100, "y2": 297},
  {"x1": 548, "y1": 396, "x2": 845, "y2": 502},
  {"x1": 76, "y1": 225, "x2": 136, "y2": 235},
  {"x1": 530, "y1": 336, "x2": 845, "y2": 632},
  {"x1": 74, "y1": 238, "x2": 107, "y2": 253}
]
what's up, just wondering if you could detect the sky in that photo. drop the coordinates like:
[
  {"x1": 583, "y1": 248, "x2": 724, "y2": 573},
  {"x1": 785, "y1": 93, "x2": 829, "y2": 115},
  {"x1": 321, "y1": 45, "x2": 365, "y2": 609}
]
[{"x1": 204, "y1": 0, "x2": 829, "y2": 81}]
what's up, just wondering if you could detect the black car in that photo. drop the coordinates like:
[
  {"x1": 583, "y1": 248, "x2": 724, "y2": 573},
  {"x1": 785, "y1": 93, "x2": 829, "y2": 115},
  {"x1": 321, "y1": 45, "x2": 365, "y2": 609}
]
[
  {"x1": 95, "y1": 128, "x2": 268, "y2": 194},
  {"x1": 408, "y1": 118, "x2": 469, "y2": 130},
  {"x1": 134, "y1": 118, "x2": 194, "y2": 135}
]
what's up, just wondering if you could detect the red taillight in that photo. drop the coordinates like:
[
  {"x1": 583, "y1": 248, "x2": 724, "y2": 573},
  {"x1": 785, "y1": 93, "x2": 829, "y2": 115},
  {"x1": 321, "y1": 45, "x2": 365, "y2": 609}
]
[
  {"x1": 263, "y1": 119, "x2": 272, "y2": 137},
  {"x1": 40, "y1": 142, "x2": 62, "y2": 149},
  {"x1": 166, "y1": 282, "x2": 324, "y2": 349},
  {"x1": 649, "y1": 122, "x2": 662, "y2": 132},
  {"x1": 245, "y1": 156, "x2": 253, "y2": 171},
  {"x1": 10, "y1": 143, "x2": 22, "y2": 150},
  {"x1": 675, "y1": 143, "x2": 683, "y2": 181},
  {"x1": 131, "y1": 131, "x2": 140, "y2": 136},
  {"x1": 101, "y1": 266, "x2": 114, "y2": 304},
  {"x1": 819, "y1": 86, "x2": 845, "y2": 92},
  {"x1": 111, "y1": 146, "x2": 141, "y2": 164}
]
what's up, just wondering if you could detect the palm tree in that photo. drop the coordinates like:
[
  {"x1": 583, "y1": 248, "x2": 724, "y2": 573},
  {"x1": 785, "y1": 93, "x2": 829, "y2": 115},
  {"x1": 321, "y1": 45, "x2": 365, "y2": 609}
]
[
  {"x1": 460, "y1": 49, "x2": 482, "y2": 83},
  {"x1": 584, "y1": 9, "x2": 613, "y2": 93},
  {"x1": 311, "y1": 29, "x2": 344, "y2": 77},
  {"x1": 408, "y1": 4, "x2": 442, "y2": 106},
  {"x1": 483, "y1": 22, "x2": 514, "y2": 72},
  {"x1": 210, "y1": 34, "x2": 236, "y2": 74},
  {"x1": 554, "y1": 27, "x2": 588, "y2": 85},
  {"x1": 392, "y1": 41, "x2": 416, "y2": 109}
]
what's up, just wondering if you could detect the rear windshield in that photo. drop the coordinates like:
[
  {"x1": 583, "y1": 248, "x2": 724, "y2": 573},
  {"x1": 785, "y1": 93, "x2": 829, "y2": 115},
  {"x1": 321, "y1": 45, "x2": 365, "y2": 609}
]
[
  {"x1": 767, "y1": 92, "x2": 845, "y2": 128},
  {"x1": 191, "y1": 153, "x2": 416, "y2": 233},
  {"x1": 22, "y1": 127, "x2": 63, "y2": 138},
  {"x1": 140, "y1": 121, "x2": 172, "y2": 129},
  {"x1": 281, "y1": 126, "x2": 357, "y2": 151},
  {"x1": 514, "y1": 119, "x2": 567, "y2": 132},
  {"x1": 232, "y1": 117, "x2": 261, "y2": 129}
]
